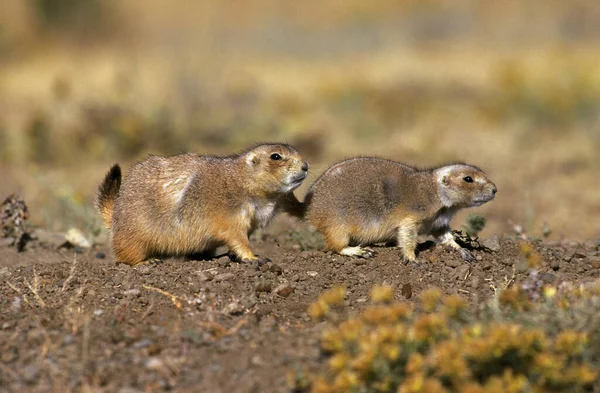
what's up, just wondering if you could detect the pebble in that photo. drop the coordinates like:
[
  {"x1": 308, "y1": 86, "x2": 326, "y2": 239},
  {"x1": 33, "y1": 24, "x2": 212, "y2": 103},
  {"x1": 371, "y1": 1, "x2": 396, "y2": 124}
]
[
  {"x1": 401, "y1": 283, "x2": 412, "y2": 299},
  {"x1": 133, "y1": 339, "x2": 153, "y2": 349},
  {"x1": 269, "y1": 264, "x2": 283, "y2": 275},
  {"x1": 306, "y1": 271, "x2": 319, "y2": 277},
  {"x1": 255, "y1": 281, "x2": 272, "y2": 293},
  {"x1": 550, "y1": 259, "x2": 560, "y2": 271},
  {"x1": 445, "y1": 259, "x2": 461, "y2": 268},
  {"x1": 539, "y1": 273, "x2": 557, "y2": 284},
  {"x1": 124, "y1": 289, "x2": 141, "y2": 298},
  {"x1": 515, "y1": 260, "x2": 529, "y2": 274},
  {"x1": 454, "y1": 264, "x2": 470, "y2": 280},
  {"x1": 352, "y1": 259, "x2": 367, "y2": 266},
  {"x1": 21, "y1": 364, "x2": 41, "y2": 383},
  {"x1": 32, "y1": 229, "x2": 66, "y2": 248},
  {"x1": 214, "y1": 273, "x2": 235, "y2": 282},
  {"x1": 274, "y1": 284, "x2": 294, "y2": 298},
  {"x1": 469, "y1": 276, "x2": 481, "y2": 289},
  {"x1": 136, "y1": 266, "x2": 152, "y2": 275},
  {"x1": 198, "y1": 272, "x2": 215, "y2": 282},
  {"x1": 222, "y1": 300, "x2": 245, "y2": 315},
  {"x1": 481, "y1": 262, "x2": 492, "y2": 271},
  {"x1": 482, "y1": 236, "x2": 501, "y2": 252},
  {"x1": 145, "y1": 357, "x2": 165, "y2": 371}
]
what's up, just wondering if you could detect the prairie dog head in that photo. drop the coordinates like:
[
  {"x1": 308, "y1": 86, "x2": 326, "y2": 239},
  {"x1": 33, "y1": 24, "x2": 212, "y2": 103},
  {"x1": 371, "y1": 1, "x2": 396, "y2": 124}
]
[
  {"x1": 244, "y1": 143, "x2": 309, "y2": 194},
  {"x1": 435, "y1": 164, "x2": 497, "y2": 208}
]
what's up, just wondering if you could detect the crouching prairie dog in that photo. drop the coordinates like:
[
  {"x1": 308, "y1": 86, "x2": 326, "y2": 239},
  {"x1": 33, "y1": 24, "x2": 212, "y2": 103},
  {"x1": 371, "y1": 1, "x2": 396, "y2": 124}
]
[
  {"x1": 95, "y1": 143, "x2": 309, "y2": 266},
  {"x1": 304, "y1": 158, "x2": 497, "y2": 263}
]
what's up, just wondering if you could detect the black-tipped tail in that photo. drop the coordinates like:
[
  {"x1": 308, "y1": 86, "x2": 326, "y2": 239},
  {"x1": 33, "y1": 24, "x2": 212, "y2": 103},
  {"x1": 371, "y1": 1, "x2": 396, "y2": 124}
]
[{"x1": 95, "y1": 164, "x2": 122, "y2": 228}]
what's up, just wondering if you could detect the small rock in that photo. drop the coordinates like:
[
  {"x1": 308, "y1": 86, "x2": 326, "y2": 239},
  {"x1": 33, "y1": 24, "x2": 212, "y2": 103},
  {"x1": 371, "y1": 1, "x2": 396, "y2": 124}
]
[
  {"x1": 65, "y1": 228, "x2": 91, "y2": 249},
  {"x1": 539, "y1": 272, "x2": 557, "y2": 284},
  {"x1": 454, "y1": 264, "x2": 471, "y2": 280},
  {"x1": 0, "y1": 267, "x2": 10, "y2": 277},
  {"x1": 401, "y1": 283, "x2": 412, "y2": 299},
  {"x1": 243, "y1": 270, "x2": 258, "y2": 278},
  {"x1": 481, "y1": 262, "x2": 492, "y2": 271},
  {"x1": 222, "y1": 300, "x2": 245, "y2": 315},
  {"x1": 255, "y1": 281, "x2": 272, "y2": 293},
  {"x1": 0, "y1": 237, "x2": 14, "y2": 247},
  {"x1": 306, "y1": 271, "x2": 319, "y2": 277},
  {"x1": 145, "y1": 357, "x2": 165, "y2": 371},
  {"x1": 1, "y1": 348, "x2": 17, "y2": 363},
  {"x1": 95, "y1": 251, "x2": 106, "y2": 259},
  {"x1": 21, "y1": 364, "x2": 41, "y2": 383},
  {"x1": 198, "y1": 272, "x2": 215, "y2": 282},
  {"x1": 445, "y1": 259, "x2": 461, "y2": 268},
  {"x1": 589, "y1": 256, "x2": 600, "y2": 268},
  {"x1": 93, "y1": 309, "x2": 104, "y2": 317},
  {"x1": 352, "y1": 259, "x2": 367, "y2": 266},
  {"x1": 563, "y1": 251, "x2": 574, "y2": 262},
  {"x1": 583, "y1": 240, "x2": 599, "y2": 251},
  {"x1": 118, "y1": 388, "x2": 145, "y2": 393},
  {"x1": 216, "y1": 256, "x2": 230, "y2": 266},
  {"x1": 136, "y1": 265, "x2": 152, "y2": 275},
  {"x1": 274, "y1": 284, "x2": 294, "y2": 297},
  {"x1": 32, "y1": 229, "x2": 66, "y2": 248},
  {"x1": 482, "y1": 236, "x2": 501, "y2": 252},
  {"x1": 269, "y1": 264, "x2": 283, "y2": 275},
  {"x1": 133, "y1": 339, "x2": 153, "y2": 349},
  {"x1": 214, "y1": 273, "x2": 235, "y2": 282},
  {"x1": 124, "y1": 289, "x2": 141, "y2": 298},
  {"x1": 515, "y1": 260, "x2": 529, "y2": 274},
  {"x1": 550, "y1": 259, "x2": 560, "y2": 271}
]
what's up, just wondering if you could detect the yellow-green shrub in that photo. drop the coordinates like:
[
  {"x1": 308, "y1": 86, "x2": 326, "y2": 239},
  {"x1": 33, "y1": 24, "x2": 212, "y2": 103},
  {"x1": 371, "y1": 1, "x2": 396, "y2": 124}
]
[{"x1": 291, "y1": 284, "x2": 600, "y2": 393}]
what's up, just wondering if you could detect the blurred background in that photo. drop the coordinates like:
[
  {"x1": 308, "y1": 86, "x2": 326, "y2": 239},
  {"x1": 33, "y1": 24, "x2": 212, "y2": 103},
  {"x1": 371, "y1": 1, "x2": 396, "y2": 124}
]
[{"x1": 1, "y1": 0, "x2": 599, "y2": 240}]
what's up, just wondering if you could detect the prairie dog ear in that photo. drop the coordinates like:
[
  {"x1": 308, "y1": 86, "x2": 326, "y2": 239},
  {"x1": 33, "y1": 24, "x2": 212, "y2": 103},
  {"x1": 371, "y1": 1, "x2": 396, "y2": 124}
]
[
  {"x1": 246, "y1": 153, "x2": 259, "y2": 167},
  {"x1": 441, "y1": 175, "x2": 450, "y2": 187}
]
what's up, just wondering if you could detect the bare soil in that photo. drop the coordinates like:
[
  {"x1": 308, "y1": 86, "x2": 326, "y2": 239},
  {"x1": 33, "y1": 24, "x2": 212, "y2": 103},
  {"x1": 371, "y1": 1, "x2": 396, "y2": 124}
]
[{"x1": 1, "y1": 218, "x2": 599, "y2": 393}]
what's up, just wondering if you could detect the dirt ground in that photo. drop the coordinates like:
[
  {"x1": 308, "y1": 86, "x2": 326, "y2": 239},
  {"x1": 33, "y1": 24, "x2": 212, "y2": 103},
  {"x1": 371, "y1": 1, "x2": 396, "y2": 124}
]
[{"x1": 1, "y1": 217, "x2": 600, "y2": 393}]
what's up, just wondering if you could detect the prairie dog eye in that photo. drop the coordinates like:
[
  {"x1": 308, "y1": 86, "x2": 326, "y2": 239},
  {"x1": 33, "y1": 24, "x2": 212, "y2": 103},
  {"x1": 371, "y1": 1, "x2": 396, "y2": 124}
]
[
  {"x1": 463, "y1": 176, "x2": 473, "y2": 183},
  {"x1": 270, "y1": 153, "x2": 282, "y2": 160}
]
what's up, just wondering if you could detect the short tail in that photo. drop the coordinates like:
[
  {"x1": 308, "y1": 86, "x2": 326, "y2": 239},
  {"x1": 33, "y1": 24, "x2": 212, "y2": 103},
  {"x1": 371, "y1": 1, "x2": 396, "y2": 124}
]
[
  {"x1": 281, "y1": 191, "x2": 312, "y2": 219},
  {"x1": 95, "y1": 164, "x2": 122, "y2": 229}
]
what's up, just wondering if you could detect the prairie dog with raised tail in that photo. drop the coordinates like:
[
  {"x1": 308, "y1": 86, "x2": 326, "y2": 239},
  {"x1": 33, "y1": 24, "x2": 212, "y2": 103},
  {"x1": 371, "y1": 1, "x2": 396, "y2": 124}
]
[{"x1": 95, "y1": 143, "x2": 309, "y2": 265}]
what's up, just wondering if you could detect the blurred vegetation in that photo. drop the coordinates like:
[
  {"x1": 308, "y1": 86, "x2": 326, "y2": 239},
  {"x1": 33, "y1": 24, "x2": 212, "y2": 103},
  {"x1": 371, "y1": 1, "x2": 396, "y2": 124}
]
[
  {"x1": 292, "y1": 274, "x2": 600, "y2": 393},
  {"x1": 0, "y1": 1, "x2": 599, "y2": 236}
]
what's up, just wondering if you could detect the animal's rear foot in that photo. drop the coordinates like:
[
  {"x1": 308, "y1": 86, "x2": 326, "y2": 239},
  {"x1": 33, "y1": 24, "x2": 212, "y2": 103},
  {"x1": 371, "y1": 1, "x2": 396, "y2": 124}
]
[
  {"x1": 340, "y1": 246, "x2": 376, "y2": 259},
  {"x1": 458, "y1": 248, "x2": 475, "y2": 262}
]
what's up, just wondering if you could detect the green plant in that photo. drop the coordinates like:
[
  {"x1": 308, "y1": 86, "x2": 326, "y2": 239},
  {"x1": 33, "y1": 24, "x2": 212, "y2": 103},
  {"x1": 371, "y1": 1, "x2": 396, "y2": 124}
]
[{"x1": 463, "y1": 214, "x2": 486, "y2": 237}]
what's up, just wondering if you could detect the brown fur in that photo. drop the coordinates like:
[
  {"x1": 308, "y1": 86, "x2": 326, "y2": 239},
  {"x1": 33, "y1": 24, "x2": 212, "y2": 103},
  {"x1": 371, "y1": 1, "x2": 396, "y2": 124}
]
[
  {"x1": 304, "y1": 157, "x2": 497, "y2": 262},
  {"x1": 95, "y1": 143, "x2": 308, "y2": 265}
]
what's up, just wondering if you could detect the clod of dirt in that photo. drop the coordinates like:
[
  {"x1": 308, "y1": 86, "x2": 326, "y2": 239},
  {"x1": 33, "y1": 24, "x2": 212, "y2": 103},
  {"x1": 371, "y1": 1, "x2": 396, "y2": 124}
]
[
  {"x1": 274, "y1": 283, "x2": 294, "y2": 297},
  {"x1": 255, "y1": 280, "x2": 272, "y2": 293},
  {"x1": 269, "y1": 264, "x2": 283, "y2": 275},
  {"x1": 1, "y1": 194, "x2": 31, "y2": 252},
  {"x1": 401, "y1": 283, "x2": 412, "y2": 299},
  {"x1": 452, "y1": 264, "x2": 471, "y2": 280},
  {"x1": 214, "y1": 273, "x2": 235, "y2": 282}
]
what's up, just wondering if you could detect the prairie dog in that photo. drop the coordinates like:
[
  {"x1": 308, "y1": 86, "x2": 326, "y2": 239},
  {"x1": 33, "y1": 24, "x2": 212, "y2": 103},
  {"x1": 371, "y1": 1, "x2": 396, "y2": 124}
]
[
  {"x1": 304, "y1": 158, "x2": 497, "y2": 262},
  {"x1": 95, "y1": 143, "x2": 309, "y2": 266}
]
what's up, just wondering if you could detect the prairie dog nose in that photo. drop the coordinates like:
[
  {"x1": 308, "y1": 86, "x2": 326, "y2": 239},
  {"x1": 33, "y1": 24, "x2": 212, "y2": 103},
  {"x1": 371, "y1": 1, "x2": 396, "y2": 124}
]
[{"x1": 301, "y1": 161, "x2": 309, "y2": 172}]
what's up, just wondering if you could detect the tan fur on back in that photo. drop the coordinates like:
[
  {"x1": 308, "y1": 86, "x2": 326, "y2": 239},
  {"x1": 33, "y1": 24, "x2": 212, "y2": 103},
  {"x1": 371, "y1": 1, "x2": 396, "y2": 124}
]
[{"x1": 305, "y1": 157, "x2": 497, "y2": 261}]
